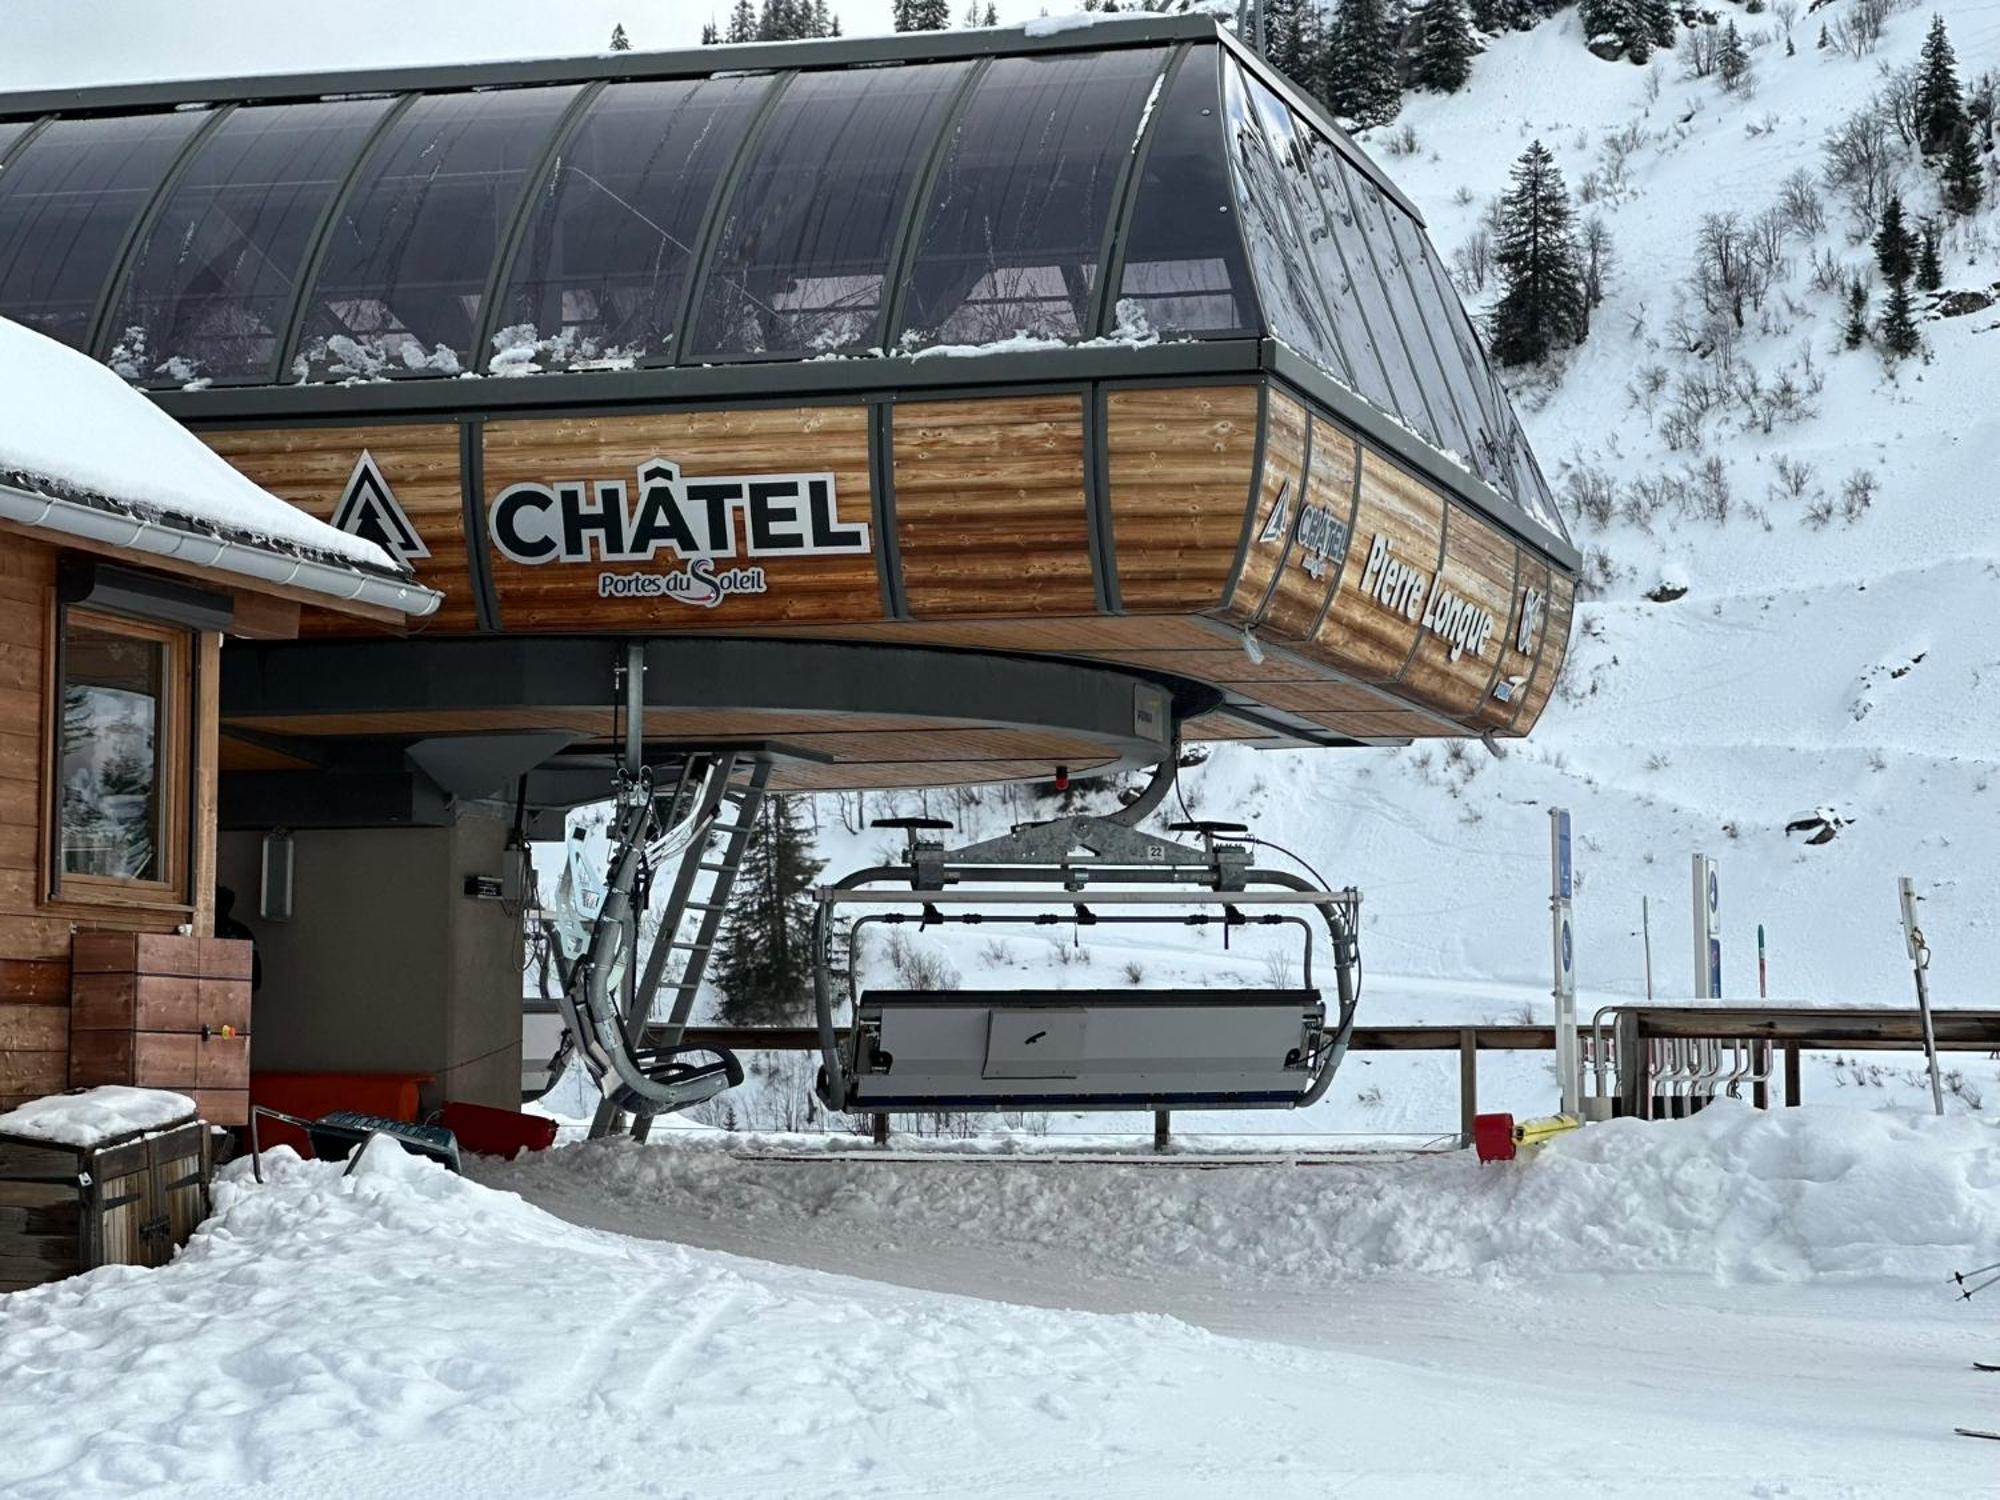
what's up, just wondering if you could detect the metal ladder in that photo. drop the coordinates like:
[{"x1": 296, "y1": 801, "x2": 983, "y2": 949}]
[{"x1": 594, "y1": 752, "x2": 771, "y2": 1142}]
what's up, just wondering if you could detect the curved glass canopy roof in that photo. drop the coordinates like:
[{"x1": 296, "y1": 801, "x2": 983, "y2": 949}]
[{"x1": 0, "y1": 29, "x2": 1562, "y2": 538}]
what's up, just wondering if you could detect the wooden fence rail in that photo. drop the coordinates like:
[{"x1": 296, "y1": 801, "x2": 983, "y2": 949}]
[{"x1": 658, "y1": 1008, "x2": 2000, "y2": 1144}]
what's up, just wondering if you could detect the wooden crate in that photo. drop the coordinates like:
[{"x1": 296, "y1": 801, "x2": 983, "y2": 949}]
[
  {"x1": 0, "y1": 1115, "x2": 212, "y2": 1292},
  {"x1": 69, "y1": 932, "x2": 252, "y2": 1124}
]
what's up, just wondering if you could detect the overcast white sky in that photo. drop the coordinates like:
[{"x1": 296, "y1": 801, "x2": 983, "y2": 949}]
[{"x1": 0, "y1": 1, "x2": 1065, "y2": 91}]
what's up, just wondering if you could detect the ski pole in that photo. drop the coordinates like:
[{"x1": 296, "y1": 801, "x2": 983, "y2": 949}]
[{"x1": 1957, "y1": 1270, "x2": 2000, "y2": 1302}]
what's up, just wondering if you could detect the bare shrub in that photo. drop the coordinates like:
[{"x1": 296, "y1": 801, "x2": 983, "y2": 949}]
[
  {"x1": 885, "y1": 929, "x2": 961, "y2": 991},
  {"x1": 1828, "y1": 0, "x2": 1893, "y2": 60},
  {"x1": 1821, "y1": 110, "x2": 1902, "y2": 230},
  {"x1": 1693, "y1": 211, "x2": 1777, "y2": 330},
  {"x1": 1777, "y1": 168, "x2": 1827, "y2": 240},
  {"x1": 1769, "y1": 453, "x2": 1817, "y2": 502},
  {"x1": 1679, "y1": 24, "x2": 1721, "y2": 78},
  {"x1": 1452, "y1": 224, "x2": 1495, "y2": 293},
  {"x1": 1842, "y1": 467, "x2": 1880, "y2": 521},
  {"x1": 1563, "y1": 463, "x2": 1618, "y2": 528}
]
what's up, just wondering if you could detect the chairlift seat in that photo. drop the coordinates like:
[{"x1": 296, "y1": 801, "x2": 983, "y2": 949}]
[{"x1": 830, "y1": 988, "x2": 1326, "y2": 1111}]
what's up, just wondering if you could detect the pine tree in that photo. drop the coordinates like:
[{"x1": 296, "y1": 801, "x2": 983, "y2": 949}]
[
  {"x1": 1915, "y1": 15, "x2": 1968, "y2": 155},
  {"x1": 701, "y1": 21, "x2": 721, "y2": 44},
  {"x1": 897, "y1": 0, "x2": 951, "y2": 30},
  {"x1": 1843, "y1": 280, "x2": 1868, "y2": 349},
  {"x1": 1816, "y1": 21, "x2": 1829, "y2": 49},
  {"x1": 1489, "y1": 140, "x2": 1589, "y2": 365},
  {"x1": 1262, "y1": 0, "x2": 1312, "y2": 79},
  {"x1": 983, "y1": 2, "x2": 998, "y2": 20},
  {"x1": 1943, "y1": 125, "x2": 1984, "y2": 215},
  {"x1": 1641, "y1": 0, "x2": 1675, "y2": 51},
  {"x1": 1717, "y1": 21, "x2": 1749, "y2": 91},
  {"x1": 713, "y1": 798, "x2": 826, "y2": 1028},
  {"x1": 1411, "y1": 0, "x2": 1477, "y2": 92},
  {"x1": 1873, "y1": 194, "x2": 1915, "y2": 282},
  {"x1": 609, "y1": 22, "x2": 631, "y2": 51},
  {"x1": 1916, "y1": 219, "x2": 1943, "y2": 291},
  {"x1": 1880, "y1": 275, "x2": 1920, "y2": 356},
  {"x1": 1324, "y1": 0, "x2": 1403, "y2": 127},
  {"x1": 727, "y1": 0, "x2": 757, "y2": 43}
]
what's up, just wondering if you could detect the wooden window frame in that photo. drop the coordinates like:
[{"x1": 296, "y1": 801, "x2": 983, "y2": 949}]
[{"x1": 45, "y1": 603, "x2": 198, "y2": 914}]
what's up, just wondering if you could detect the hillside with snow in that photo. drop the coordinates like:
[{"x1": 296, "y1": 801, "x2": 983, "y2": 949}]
[{"x1": 604, "y1": 0, "x2": 2000, "y2": 1136}]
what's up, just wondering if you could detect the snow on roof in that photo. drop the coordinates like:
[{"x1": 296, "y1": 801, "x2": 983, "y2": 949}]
[
  {"x1": 0, "y1": 316, "x2": 398, "y2": 572},
  {"x1": 0, "y1": 1085, "x2": 196, "y2": 1148}
]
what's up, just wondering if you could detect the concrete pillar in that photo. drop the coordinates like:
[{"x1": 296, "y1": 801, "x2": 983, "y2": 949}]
[{"x1": 216, "y1": 811, "x2": 522, "y2": 1111}]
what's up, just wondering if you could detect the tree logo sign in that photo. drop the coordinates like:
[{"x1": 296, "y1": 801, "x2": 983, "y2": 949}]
[{"x1": 331, "y1": 451, "x2": 430, "y2": 565}]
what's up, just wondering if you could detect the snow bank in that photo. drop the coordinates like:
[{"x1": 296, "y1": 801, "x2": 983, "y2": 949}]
[
  {"x1": 0, "y1": 1141, "x2": 1343, "y2": 1499},
  {"x1": 0, "y1": 317, "x2": 395, "y2": 570},
  {"x1": 491, "y1": 1103, "x2": 2000, "y2": 1285},
  {"x1": 0, "y1": 1086, "x2": 195, "y2": 1147}
]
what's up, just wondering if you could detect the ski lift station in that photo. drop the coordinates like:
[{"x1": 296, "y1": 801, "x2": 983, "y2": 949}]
[{"x1": 0, "y1": 14, "x2": 1574, "y2": 1140}]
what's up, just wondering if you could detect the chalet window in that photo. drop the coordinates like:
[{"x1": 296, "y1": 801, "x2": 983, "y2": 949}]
[{"x1": 52, "y1": 610, "x2": 192, "y2": 902}]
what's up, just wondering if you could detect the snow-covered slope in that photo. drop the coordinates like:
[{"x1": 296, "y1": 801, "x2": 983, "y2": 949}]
[
  {"x1": 10, "y1": 1112, "x2": 1998, "y2": 1497},
  {"x1": 1326, "y1": 3, "x2": 2000, "y2": 1011}
]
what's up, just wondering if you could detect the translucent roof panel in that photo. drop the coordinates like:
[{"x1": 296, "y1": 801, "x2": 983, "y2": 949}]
[
  {"x1": 897, "y1": 48, "x2": 1167, "y2": 349},
  {"x1": 1320, "y1": 148, "x2": 1464, "y2": 461},
  {"x1": 1297, "y1": 135, "x2": 1402, "y2": 424},
  {"x1": 0, "y1": 120, "x2": 35, "y2": 164},
  {"x1": 691, "y1": 63, "x2": 970, "y2": 360},
  {"x1": 295, "y1": 85, "x2": 581, "y2": 380},
  {"x1": 0, "y1": 111, "x2": 208, "y2": 351},
  {"x1": 1383, "y1": 206, "x2": 1503, "y2": 488},
  {"x1": 108, "y1": 99, "x2": 392, "y2": 387},
  {"x1": 493, "y1": 75, "x2": 772, "y2": 372},
  {"x1": 1114, "y1": 48, "x2": 1257, "y2": 338},
  {"x1": 1217, "y1": 59, "x2": 1346, "y2": 385}
]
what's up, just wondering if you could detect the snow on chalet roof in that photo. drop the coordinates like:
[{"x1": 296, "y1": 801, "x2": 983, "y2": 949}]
[{"x1": 0, "y1": 316, "x2": 399, "y2": 573}]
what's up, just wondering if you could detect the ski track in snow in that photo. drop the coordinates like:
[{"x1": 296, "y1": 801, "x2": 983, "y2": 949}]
[{"x1": 5, "y1": 1114, "x2": 2000, "y2": 1498}]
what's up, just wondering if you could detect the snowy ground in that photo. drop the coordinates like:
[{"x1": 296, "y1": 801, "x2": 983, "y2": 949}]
[{"x1": 5, "y1": 1105, "x2": 2000, "y2": 1497}]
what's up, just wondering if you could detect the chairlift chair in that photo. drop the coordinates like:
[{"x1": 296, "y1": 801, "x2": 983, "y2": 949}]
[{"x1": 814, "y1": 800, "x2": 1360, "y2": 1116}]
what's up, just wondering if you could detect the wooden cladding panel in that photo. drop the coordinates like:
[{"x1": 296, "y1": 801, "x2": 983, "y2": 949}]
[
  {"x1": 1103, "y1": 385, "x2": 1260, "y2": 612},
  {"x1": 1398, "y1": 504, "x2": 1519, "y2": 720},
  {"x1": 1260, "y1": 418, "x2": 1358, "y2": 642},
  {"x1": 1316, "y1": 449, "x2": 1445, "y2": 685},
  {"x1": 1223, "y1": 388, "x2": 1308, "y2": 621},
  {"x1": 484, "y1": 406, "x2": 880, "y2": 630},
  {"x1": 1510, "y1": 570, "x2": 1575, "y2": 733},
  {"x1": 893, "y1": 396, "x2": 1095, "y2": 618},
  {"x1": 202, "y1": 424, "x2": 470, "y2": 633},
  {"x1": 1473, "y1": 551, "x2": 1552, "y2": 734}
]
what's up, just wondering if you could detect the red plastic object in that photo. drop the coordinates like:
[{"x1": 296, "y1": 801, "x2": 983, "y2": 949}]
[
  {"x1": 438, "y1": 1101, "x2": 558, "y2": 1160},
  {"x1": 1473, "y1": 1111, "x2": 1518, "y2": 1163},
  {"x1": 250, "y1": 1071, "x2": 430, "y2": 1155}
]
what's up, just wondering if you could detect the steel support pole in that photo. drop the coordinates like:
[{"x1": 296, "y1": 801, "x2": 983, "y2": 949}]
[
  {"x1": 1153, "y1": 1110, "x2": 1171, "y2": 1152},
  {"x1": 1458, "y1": 1028, "x2": 1478, "y2": 1145}
]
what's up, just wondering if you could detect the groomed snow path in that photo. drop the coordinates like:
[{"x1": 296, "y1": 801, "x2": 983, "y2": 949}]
[{"x1": 3, "y1": 1107, "x2": 1995, "y2": 1498}]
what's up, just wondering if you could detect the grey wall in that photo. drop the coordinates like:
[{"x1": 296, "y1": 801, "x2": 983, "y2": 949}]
[{"x1": 217, "y1": 811, "x2": 523, "y2": 1110}]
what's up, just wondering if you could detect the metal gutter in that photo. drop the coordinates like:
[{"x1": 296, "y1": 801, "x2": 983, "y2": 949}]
[
  {"x1": 0, "y1": 13, "x2": 1221, "y2": 122},
  {"x1": 0, "y1": 481, "x2": 442, "y2": 618}
]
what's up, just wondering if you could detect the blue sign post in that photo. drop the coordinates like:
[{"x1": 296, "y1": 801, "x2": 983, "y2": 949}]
[{"x1": 1692, "y1": 853, "x2": 1721, "y2": 1000}]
